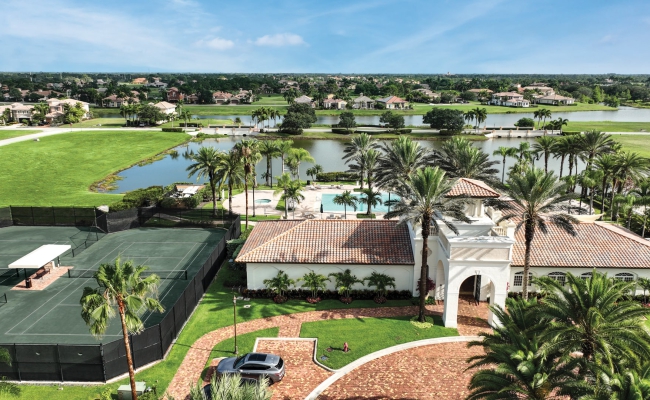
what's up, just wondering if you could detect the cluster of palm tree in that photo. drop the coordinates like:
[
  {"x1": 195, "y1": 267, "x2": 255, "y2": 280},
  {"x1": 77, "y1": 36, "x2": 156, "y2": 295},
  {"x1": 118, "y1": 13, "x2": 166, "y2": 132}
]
[
  {"x1": 467, "y1": 270, "x2": 650, "y2": 399},
  {"x1": 493, "y1": 131, "x2": 650, "y2": 235},
  {"x1": 251, "y1": 107, "x2": 280, "y2": 130},
  {"x1": 463, "y1": 107, "x2": 488, "y2": 133},
  {"x1": 533, "y1": 108, "x2": 553, "y2": 129}
]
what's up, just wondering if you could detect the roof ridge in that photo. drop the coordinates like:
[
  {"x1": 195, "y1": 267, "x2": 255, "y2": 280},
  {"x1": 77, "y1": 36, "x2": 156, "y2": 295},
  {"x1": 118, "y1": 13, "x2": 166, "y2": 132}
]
[
  {"x1": 238, "y1": 220, "x2": 308, "y2": 260},
  {"x1": 594, "y1": 222, "x2": 650, "y2": 248}
]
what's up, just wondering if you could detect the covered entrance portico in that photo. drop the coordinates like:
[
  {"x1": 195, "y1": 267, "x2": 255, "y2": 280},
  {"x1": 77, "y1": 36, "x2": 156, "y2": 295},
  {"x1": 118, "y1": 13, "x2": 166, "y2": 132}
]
[{"x1": 433, "y1": 235, "x2": 514, "y2": 328}]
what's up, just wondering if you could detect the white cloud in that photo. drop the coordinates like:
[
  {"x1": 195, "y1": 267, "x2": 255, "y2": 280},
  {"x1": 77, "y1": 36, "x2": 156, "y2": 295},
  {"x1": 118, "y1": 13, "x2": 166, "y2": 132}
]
[
  {"x1": 254, "y1": 33, "x2": 306, "y2": 47},
  {"x1": 196, "y1": 37, "x2": 235, "y2": 50}
]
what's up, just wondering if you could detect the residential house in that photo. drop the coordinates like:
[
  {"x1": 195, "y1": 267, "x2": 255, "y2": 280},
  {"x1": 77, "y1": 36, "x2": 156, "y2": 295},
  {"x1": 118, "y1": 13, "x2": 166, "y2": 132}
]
[
  {"x1": 490, "y1": 92, "x2": 530, "y2": 107},
  {"x1": 153, "y1": 101, "x2": 176, "y2": 115},
  {"x1": 132, "y1": 78, "x2": 147, "y2": 85},
  {"x1": 322, "y1": 98, "x2": 347, "y2": 109},
  {"x1": 229, "y1": 90, "x2": 253, "y2": 105},
  {"x1": 376, "y1": 95, "x2": 409, "y2": 109},
  {"x1": 237, "y1": 177, "x2": 650, "y2": 329},
  {"x1": 414, "y1": 88, "x2": 439, "y2": 98},
  {"x1": 352, "y1": 94, "x2": 375, "y2": 109},
  {"x1": 535, "y1": 94, "x2": 575, "y2": 105},
  {"x1": 6, "y1": 103, "x2": 34, "y2": 122},
  {"x1": 166, "y1": 87, "x2": 184, "y2": 103},
  {"x1": 523, "y1": 86, "x2": 555, "y2": 96},
  {"x1": 213, "y1": 91, "x2": 232, "y2": 104},
  {"x1": 294, "y1": 95, "x2": 315, "y2": 107},
  {"x1": 102, "y1": 95, "x2": 139, "y2": 108},
  {"x1": 45, "y1": 99, "x2": 90, "y2": 122},
  {"x1": 184, "y1": 94, "x2": 199, "y2": 104},
  {"x1": 468, "y1": 88, "x2": 493, "y2": 95}
]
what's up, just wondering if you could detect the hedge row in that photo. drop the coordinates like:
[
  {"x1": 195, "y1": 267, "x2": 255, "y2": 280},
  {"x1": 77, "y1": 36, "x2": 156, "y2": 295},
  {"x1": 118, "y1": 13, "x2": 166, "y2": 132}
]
[
  {"x1": 162, "y1": 127, "x2": 184, "y2": 132},
  {"x1": 227, "y1": 238, "x2": 246, "y2": 258},
  {"x1": 315, "y1": 171, "x2": 359, "y2": 182},
  {"x1": 243, "y1": 288, "x2": 413, "y2": 300}
]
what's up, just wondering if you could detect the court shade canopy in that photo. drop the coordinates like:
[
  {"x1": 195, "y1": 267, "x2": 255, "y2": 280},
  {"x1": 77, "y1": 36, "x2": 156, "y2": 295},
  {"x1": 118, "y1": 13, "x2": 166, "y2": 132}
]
[{"x1": 8, "y1": 244, "x2": 71, "y2": 269}]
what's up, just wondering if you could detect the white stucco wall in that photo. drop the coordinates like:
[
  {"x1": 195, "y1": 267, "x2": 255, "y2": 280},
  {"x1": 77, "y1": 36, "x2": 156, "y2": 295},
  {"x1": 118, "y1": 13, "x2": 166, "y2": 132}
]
[
  {"x1": 510, "y1": 267, "x2": 649, "y2": 295},
  {"x1": 246, "y1": 263, "x2": 416, "y2": 292}
]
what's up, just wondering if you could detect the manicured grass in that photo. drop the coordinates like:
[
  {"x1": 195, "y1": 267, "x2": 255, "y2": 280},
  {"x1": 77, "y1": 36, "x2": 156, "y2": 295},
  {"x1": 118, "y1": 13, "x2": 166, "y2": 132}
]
[
  {"x1": 201, "y1": 328, "x2": 280, "y2": 381},
  {"x1": 300, "y1": 315, "x2": 458, "y2": 369},
  {"x1": 609, "y1": 135, "x2": 650, "y2": 158},
  {"x1": 16, "y1": 264, "x2": 414, "y2": 399},
  {"x1": 563, "y1": 121, "x2": 650, "y2": 132},
  {"x1": 0, "y1": 129, "x2": 41, "y2": 140},
  {"x1": 159, "y1": 119, "x2": 233, "y2": 129},
  {"x1": 0, "y1": 130, "x2": 190, "y2": 206},
  {"x1": 70, "y1": 118, "x2": 125, "y2": 128}
]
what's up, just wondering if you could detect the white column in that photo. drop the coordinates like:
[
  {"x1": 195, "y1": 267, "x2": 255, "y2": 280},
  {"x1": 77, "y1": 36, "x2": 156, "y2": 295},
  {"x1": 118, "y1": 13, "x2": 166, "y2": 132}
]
[
  {"x1": 487, "y1": 284, "x2": 507, "y2": 327},
  {"x1": 442, "y1": 287, "x2": 459, "y2": 328},
  {"x1": 435, "y1": 265, "x2": 445, "y2": 301}
]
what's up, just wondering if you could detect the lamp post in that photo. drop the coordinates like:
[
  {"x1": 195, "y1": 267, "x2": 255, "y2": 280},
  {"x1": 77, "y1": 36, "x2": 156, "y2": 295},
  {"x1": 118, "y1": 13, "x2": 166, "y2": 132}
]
[{"x1": 233, "y1": 295, "x2": 238, "y2": 355}]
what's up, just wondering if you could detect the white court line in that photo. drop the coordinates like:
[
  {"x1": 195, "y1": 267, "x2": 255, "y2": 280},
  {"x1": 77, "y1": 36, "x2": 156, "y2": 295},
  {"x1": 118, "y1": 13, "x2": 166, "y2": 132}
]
[{"x1": 5, "y1": 241, "x2": 134, "y2": 336}]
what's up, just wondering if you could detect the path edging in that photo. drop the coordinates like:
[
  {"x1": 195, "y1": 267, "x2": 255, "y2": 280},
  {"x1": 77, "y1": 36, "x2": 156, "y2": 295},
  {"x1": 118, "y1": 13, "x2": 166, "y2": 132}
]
[{"x1": 304, "y1": 335, "x2": 481, "y2": 400}]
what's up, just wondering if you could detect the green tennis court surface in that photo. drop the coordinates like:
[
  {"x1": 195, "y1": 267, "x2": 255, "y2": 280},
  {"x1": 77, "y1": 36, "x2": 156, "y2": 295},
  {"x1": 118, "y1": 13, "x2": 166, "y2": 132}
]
[{"x1": 0, "y1": 226, "x2": 225, "y2": 344}]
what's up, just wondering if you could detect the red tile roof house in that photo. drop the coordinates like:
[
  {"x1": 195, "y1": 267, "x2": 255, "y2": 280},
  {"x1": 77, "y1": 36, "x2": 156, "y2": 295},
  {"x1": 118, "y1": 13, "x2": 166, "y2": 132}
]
[
  {"x1": 236, "y1": 177, "x2": 650, "y2": 329},
  {"x1": 376, "y1": 95, "x2": 409, "y2": 109}
]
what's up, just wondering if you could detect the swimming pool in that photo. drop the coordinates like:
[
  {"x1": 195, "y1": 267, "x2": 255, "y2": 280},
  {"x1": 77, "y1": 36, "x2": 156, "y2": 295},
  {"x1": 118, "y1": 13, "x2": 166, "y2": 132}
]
[{"x1": 320, "y1": 192, "x2": 399, "y2": 213}]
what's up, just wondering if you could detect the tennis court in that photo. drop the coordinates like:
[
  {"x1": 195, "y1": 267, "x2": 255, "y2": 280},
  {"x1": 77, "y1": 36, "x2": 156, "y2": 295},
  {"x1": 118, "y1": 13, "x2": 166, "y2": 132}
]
[{"x1": 0, "y1": 225, "x2": 226, "y2": 344}]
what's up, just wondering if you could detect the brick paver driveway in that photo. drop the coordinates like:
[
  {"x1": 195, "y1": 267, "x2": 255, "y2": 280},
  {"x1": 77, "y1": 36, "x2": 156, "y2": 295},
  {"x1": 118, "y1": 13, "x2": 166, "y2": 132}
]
[
  {"x1": 166, "y1": 301, "x2": 490, "y2": 400},
  {"x1": 317, "y1": 342, "x2": 485, "y2": 400}
]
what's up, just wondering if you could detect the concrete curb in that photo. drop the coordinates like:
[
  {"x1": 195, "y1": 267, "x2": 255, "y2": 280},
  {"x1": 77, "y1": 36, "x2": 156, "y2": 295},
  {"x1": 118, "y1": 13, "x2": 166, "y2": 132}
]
[{"x1": 304, "y1": 335, "x2": 481, "y2": 400}]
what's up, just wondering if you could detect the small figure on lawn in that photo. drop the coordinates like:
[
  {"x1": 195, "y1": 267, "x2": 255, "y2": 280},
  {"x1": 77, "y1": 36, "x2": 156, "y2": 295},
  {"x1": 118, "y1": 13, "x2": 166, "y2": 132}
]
[{"x1": 343, "y1": 342, "x2": 349, "y2": 353}]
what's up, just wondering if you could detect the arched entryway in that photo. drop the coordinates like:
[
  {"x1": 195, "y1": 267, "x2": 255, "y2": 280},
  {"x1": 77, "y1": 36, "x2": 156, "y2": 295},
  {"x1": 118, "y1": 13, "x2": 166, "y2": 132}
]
[{"x1": 459, "y1": 274, "x2": 482, "y2": 304}]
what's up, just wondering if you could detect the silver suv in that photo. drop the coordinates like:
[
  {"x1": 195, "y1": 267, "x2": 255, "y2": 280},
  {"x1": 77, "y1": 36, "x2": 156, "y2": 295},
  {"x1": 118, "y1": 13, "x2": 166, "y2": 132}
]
[{"x1": 216, "y1": 352, "x2": 285, "y2": 383}]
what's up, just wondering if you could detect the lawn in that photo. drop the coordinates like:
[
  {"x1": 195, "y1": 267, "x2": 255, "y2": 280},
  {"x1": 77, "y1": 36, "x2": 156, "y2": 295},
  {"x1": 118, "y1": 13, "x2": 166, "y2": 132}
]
[
  {"x1": 563, "y1": 121, "x2": 650, "y2": 132},
  {"x1": 610, "y1": 134, "x2": 650, "y2": 158},
  {"x1": 0, "y1": 129, "x2": 41, "y2": 140},
  {"x1": 300, "y1": 315, "x2": 458, "y2": 369},
  {"x1": 15, "y1": 264, "x2": 415, "y2": 400},
  {"x1": 0, "y1": 130, "x2": 190, "y2": 206},
  {"x1": 70, "y1": 118, "x2": 125, "y2": 128}
]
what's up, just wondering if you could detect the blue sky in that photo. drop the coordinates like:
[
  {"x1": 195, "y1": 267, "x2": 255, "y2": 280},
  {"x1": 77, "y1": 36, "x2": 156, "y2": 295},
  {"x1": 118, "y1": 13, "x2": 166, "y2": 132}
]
[{"x1": 1, "y1": 0, "x2": 649, "y2": 73}]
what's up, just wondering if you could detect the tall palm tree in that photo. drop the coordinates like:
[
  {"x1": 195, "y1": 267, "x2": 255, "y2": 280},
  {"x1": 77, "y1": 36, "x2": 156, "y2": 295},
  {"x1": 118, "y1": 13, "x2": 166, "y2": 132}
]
[
  {"x1": 487, "y1": 168, "x2": 578, "y2": 299},
  {"x1": 579, "y1": 169, "x2": 603, "y2": 215},
  {"x1": 258, "y1": 140, "x2": 281, "y2": 186},
  {"x1": 552, "y1": 136, "x2": 573, "y2": 178},
  {"x1": 277, "y1": 139, "x2": 294, "y2": 174},
  {"x1": 463, "y1": 110, "x2": 475, "y2": 130},
  {"x1": 333, "y1": 190, "x2": 358, "y2": 218},
  {"x1": 375, "y1": 136, "x2": 431, "y2": 189},
  {"x1": 347, "y1": 148, "x2": 381, "y2": 190},
  {"x1": 472, "y1": 107, "x2": 487, "y2": 133},
  {"x1": 493, "y1": 146, "x2": 519, "y2": 183},
  {"x1": 186, "y1": 146, "x2": 223, "y2": 217},
  {"x1": 306, "y1": 164, "x2": 323, "y2": 182},
  {"x1": 555, "y1": 117, "x2": 569, "y2": 134},
  {"x1": 343, "y1": 133, "x2": 379, "y2": 190},
  {"x1": 614, "y1": 193, "x2": 639, "y2": 229},
  {"x1": 533, "y1": 109, "x2": 543, "y2": 129},
  {"x1": 234, "y1": 139, "x2": 261, "y2": 230},
  {"x1": 284, "y1": 148, "x2": 315, "y2": 180},
  {"x1": 218, "y1": 150, "x2": 245, "y2": 216},
  {"x1": 611, "y1": 151, "x2": 649, "y2": 220},
  {"x1": 283, "y1": 181, "x2": 305, "y2": 219},
  {"x1": 80, "y1": 258, "x2": 163, "y2": 400},
  {"x1": 594, "y1": 153, "x2": 618, "y2": 213},
  {"x1": 632, "y1": 178, "x2": 650, "y2": 237},
  {"x1": 385, "y1": 167, "x2": 471, "y2": 321},
  {"x1": 360, "y1": 188, "x2": 382, "y2": 216},
  {"x1": 535, "y1": 271, "x2": 650, "y2": 371},
  {"x1": 273, "y1": 173, "x2": 293, "y2": 219},
  {"x1": 434, "y1": 137, "x2": 500, "y2": 184},
  {"x1": 179, "y1": 109, "x2": 191, "y2": 127},
  {"x1": 581, "y1": 130, "x2": 615, "y2": 170},
  {"x1": 540, "y1": 108, "x2": 552, "y2": 129},
  {"x1": 532, "y1": 136, "x2": 556, "y2": 173}
]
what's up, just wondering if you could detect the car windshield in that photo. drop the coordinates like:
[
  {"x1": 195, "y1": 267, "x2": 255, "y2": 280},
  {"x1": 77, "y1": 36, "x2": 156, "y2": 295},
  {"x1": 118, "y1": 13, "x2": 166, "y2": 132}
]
[{"x1": 233, "y1": 356, "x2": 246, "y2": 369}]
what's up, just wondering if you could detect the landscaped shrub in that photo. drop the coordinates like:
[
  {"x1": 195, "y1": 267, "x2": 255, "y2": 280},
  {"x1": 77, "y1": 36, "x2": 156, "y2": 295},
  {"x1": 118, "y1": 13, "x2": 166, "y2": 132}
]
[
  {"x1": 263, "y1": 270, "x2": 295, "y2": 303},
  {"x1": 162, "y1": 127, "x2": 184, "y2": 132},
  {"x1": 160, "y1": 197, "x2": 179, "y2": 209},
  {"x1": 243, "y1": 288, "x2": 412, "y2": 301},
  {"x1": 122, "y1": 186, "x2": 164, "y2": 207},
  {"x1": 181, "y1": 193, "x2": 201, "y2": 209},
  {"x1": 331, "y1": 128, "x2": 356, "y2": 134},
  {"x1": 231, "y1": 245, "x2": 245, "y2": 269},
  {"x1": 315, "y1": 171, "x2": 359, "y2": 182},
  {"x1": 356, "y1": 213, "x2": 376, "y2": 219},
  {"x1": 108, "y1": 201, "x2": 133, "y2": 212},
  {"x1": 227, "y1": 238, "x2": 246, "y2": 258}
]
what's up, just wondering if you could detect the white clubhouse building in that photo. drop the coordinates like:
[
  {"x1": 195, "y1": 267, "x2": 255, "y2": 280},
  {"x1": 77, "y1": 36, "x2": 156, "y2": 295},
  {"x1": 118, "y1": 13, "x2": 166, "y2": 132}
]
[{"x1": 237, "y1": 178, "x2": 650, "y2": 329}]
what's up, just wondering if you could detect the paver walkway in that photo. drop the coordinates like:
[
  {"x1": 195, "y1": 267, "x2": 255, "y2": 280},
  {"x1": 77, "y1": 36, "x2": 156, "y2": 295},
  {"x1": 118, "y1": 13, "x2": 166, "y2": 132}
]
[
  {"x1": 317, "y1": 342, "x2": 485, "y2": 400},
  {"x1": 166, "y1": 302, "x2": 490, "y2": 400}
]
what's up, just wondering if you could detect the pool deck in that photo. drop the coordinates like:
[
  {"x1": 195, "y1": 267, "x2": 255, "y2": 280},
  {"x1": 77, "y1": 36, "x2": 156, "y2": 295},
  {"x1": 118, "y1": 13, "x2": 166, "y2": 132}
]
[{"x1": 227, "y1": 185, "x2": 395, "y2": 220}]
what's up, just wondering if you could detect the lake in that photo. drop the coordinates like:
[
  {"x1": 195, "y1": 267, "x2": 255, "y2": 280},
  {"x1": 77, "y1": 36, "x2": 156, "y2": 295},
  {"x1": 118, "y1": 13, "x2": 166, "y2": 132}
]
[
  {"x1": 95, "y1": 107, "x2": 650, "y2": 127},
  {"x1": 108, "y1": 137, "x2": 586, "y2": 193}
]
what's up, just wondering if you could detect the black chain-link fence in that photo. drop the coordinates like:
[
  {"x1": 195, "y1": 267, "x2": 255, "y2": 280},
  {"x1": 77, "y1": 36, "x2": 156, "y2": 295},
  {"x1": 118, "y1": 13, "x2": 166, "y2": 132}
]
[
  {"x1": 0, "y1": 207, "x2": 12, "y2": 228},
  {"x1": 8, "y1": 207, "x2": 96, "y2": 226},
  {"x1": 0, "y1": 215, "x2": 241, "y2": 382}
]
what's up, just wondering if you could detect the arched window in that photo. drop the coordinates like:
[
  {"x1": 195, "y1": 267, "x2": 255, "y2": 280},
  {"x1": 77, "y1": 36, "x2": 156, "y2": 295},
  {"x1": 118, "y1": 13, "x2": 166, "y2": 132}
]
[
  {"x1": 548, "y1": 272, "x2": 566, "y2": 286},
  {"x1": 513, "y1": 272, "x2": 532, "y2": 287},
  {"x1": 615, "y1": 273, "x2": 635, "y2": 283},
  {"x1": 580, "y1": 272, "x2": 592, "y2": 280}
]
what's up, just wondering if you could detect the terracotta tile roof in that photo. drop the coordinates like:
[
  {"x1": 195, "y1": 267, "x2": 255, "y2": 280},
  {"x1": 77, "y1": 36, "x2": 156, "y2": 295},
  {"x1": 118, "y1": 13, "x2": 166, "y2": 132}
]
[
  {"x1": 447, "y1": 178, "x2": 500, "y2": 198},
  {"x1": 377, "y1": 96, "x2": 407, "y2": 104},
  {"x1": 512, "y1": 222, "x2": 650, "y2": 269},
  {"x1": 236, "y1": 220, "x2": 414, "y2": 265}
]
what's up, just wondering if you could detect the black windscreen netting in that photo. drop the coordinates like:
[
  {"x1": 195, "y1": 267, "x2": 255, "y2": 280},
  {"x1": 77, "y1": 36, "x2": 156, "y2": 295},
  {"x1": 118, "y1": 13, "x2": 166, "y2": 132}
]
[
  {"x1": 103, "y1": 357, "x2": 129, "y2": 380},
  {"x1": 133, "y1": 345, "x2": 162, "y2": 369},
  {"x1": 10, "y1": 207, "x2": 33, "y2": 225},
  {"x1": 58, "y1": 345, "x2": 102, "y2": 365},
  {"x1": 0, "y1": 345, "x2": 18, "y2": 380},
  {"x1": 61, "y1": 363, "x2": 104, "y2": 381},
  {"x1": 131, "y1": 326, "x2": 160, "y2": 352},
  {"x1": 16, "y1": 362, "x2": 61, "y2": 381},
  {"x1": 173, "y1": 299, "x2": 186, "y2": 334},
  {"x1": 106, "y1": 209, "x2": 140, "y2": 233},
  {"x1": 0, "y1": 207, "x2": 12, "y2": 227}
]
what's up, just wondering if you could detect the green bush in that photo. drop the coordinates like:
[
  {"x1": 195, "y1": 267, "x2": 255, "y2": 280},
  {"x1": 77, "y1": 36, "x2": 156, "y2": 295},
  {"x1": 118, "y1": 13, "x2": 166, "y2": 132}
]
[
  {"x1": 181, "y1": 194, "x2": 200, "y2": 209},
  {"x1": 562, "y1": 131, "x2": 582, "y2": 136},
  {"x1": 227, "y1": 238, "x2": 246, "y2": 258},
  {"x1": 122, "y1": 186, "x2": 164, "y2": 207},
  {"x1": 438, "y1": 129, "x2": 456, "y2": 136},
  {"x1": 108, "y1": 201, "x2": 132, "y2": 212},
  {"x1": 331, "y1": 128, "x2": 355, "y2": 134},
  {"x1": 315, "y1": 171, "x2": 359, "y2": 182},
  {"x1": 162, "y1": 127, "x2": 184, "y2": 132},
  {"x1": 357, "y1": 213, "x2": 376, "y2": 219},
  {"x1": 160, "y1": 197, "x2": 179, "y2": 209}
]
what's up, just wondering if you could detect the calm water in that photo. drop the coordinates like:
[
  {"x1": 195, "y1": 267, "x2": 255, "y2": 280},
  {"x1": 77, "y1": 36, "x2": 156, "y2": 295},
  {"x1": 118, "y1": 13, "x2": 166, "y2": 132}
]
[
  {"x1": 320, "y1": 192, "x2": 399, "y2": 213},
  {"x1": 109, "y1": 137, "x2": 586, "y2": 193},
  {"x1": 95, "y1": 107, "x2": 650, "y2": 127}
]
